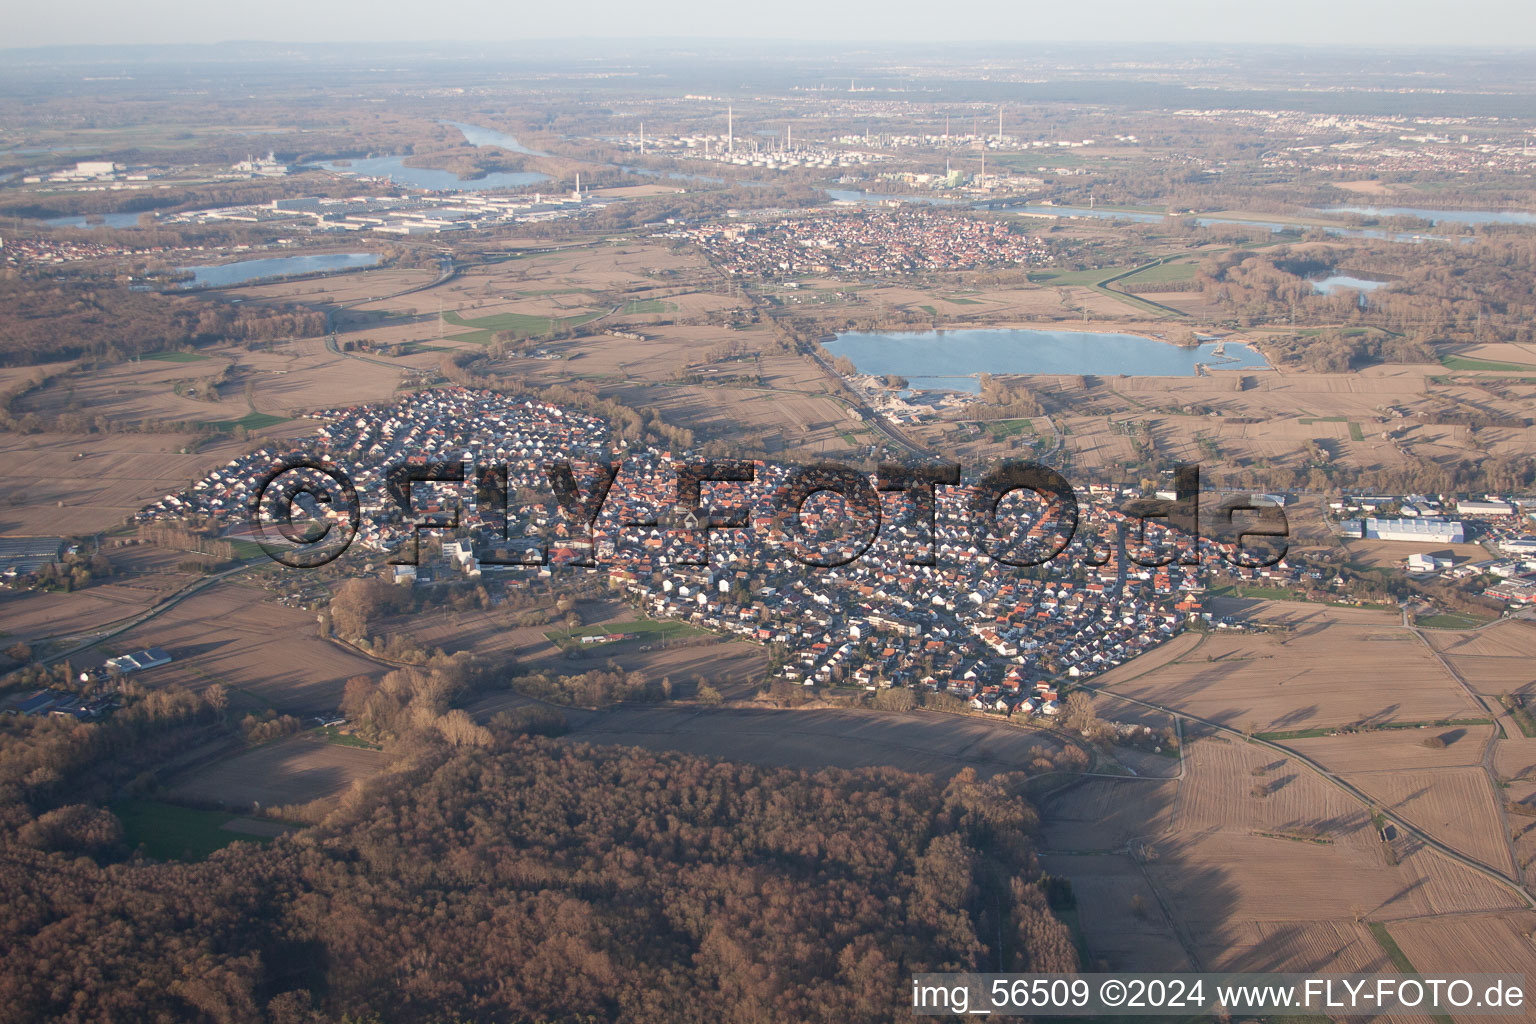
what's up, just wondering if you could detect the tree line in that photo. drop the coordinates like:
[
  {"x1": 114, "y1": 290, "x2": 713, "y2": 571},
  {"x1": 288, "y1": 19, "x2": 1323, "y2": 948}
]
[
  {"x1": 0, "y1": 720, "x2": 1076, "y2": 1023},
  {"x1": 0, "y1": 272, "x2": 326, "y2": 367}
]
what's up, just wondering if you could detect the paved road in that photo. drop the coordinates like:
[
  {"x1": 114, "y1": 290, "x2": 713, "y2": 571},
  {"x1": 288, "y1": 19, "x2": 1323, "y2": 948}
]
[
  {"x1": 1078, "y1": 648, "x2": 1536, "y2": 910},
  {"x1": 323, "y1": 253, "x2": 459, "y2": 364},
  {"x1": 38, "y1": 560, "x2": 263, "y2": 666},
  {"x1": 1403, "y1": 606, "x2": 1527, "y2": 882},
  {"x1": 803, "y1": 345, "x2": 932, "y2": 457}
]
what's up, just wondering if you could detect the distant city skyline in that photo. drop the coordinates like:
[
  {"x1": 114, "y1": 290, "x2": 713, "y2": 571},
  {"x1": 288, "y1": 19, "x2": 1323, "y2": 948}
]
[{"x1": 6, "y1": 0, "x2": 1536, "y2": 50}]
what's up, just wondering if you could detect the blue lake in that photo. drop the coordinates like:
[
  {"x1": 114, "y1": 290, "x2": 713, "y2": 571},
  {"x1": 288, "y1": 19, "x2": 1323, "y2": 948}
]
[
  {"x1": 1016, "y1": 204, "x2": 1164, "y2": 223},
  {"x1": 317, "y1": 156, "x2": 549, "y2": 191},
  {"x1": 44, "y1": 212, "x2": 149, "y2": 229},
  {"x1": 177, "y1": 252, "x2": 380, "y2": 288},
  {"x1": 1311, "y1": 274, "x2": 1389, "y2": 295},
  {"x1": 827, "y1": 328, "x2": 1270, "y2": 391},
  {"x1": 826, "y1": 189, "x2": 965, "y2": 206},
  {"x1": 443, "y1": 120, "x2": 549, "y2": 157},
  {"x1": 1323, "y1": 205, "x2": 1536, "y2": 226}
]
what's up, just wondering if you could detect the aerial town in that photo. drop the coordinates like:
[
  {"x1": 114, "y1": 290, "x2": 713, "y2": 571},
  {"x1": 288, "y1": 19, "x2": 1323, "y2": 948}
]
[
  {"x1": 4, "y1": 30, "x2": 1536, "y2": 1022},
  {"x1": 685, "y1": 208, "x2": 1050, "y2": 277},
  {"x1": 140, "y1": 388, "x2": 1536, "y2": 721}
]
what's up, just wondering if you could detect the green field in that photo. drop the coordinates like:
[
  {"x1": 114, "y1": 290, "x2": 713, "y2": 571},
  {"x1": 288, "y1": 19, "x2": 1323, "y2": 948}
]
[
  {"x1": 990, "y1": 151, "x2": 1093, "y2": 171},
  {"x1": 145, "y1": 350, "x2": 209, "y2": 363},
  {"x1": 944, "y1": 296, "x2": 983, "y2": 305},
  {"x1": 1367, "y1": 922, "x2": 1416, "y2": 972},
  {"x1": 444, "y1": 307, "x2": 604, "y2": 342},
  {"x1": 1348, "y1": 422, "x2": 1366, "y2": 442},
  {"x1": 204, "y1": 411, "x2": 289, "y2": 433},
  {"x1": 112, "y1": 799, "x2": 282, "y2": 861},
  {"x1": 1440, "y1": 355, "x2": 1536, "y2": 372},
  {"x1": 1366, "y1": 923, "x2": 1455, "y2": 1024},
  {"x1": 1257, "y1": 717, "x2": 1493, "y2": 741},
  {"x1": 622, "y1": 298, "x2": 679, "y2": 314},
  {"x1": 1206, "y1": 583, "x2": 1311, "y2": 603},
  {"x1": 1029, "y1": 267, "x2": 1122, "y2": 285},
  {"x1": 1415, "y1": 612, "x2": 1494, "y2": 629},
  {"x1": 227, "y1": 538, "x2": 266, "y2": 561},
  {"x1": 319, "y1": 725, "x2": 383, "y2": 749},
  {"x1": 1501, "y1": 697, "x2": 1536, "y2": 738},
  {"x1": 1026, "y1": 264, "x2": 1184, "y2": 315},
  {"x1": 1118, "y1": 260, "x2": 1199, "y2": 285},
  {"x1": 981, "y1": 418, "x2": 1034, "y2": 441},
  {"x1": 546, "y1": 617, "x2": 713, "y2": 649}
]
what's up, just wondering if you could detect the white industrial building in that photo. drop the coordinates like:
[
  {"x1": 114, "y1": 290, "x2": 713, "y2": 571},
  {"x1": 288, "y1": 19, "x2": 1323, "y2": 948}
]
[
  {"x1": 1457, "y1": 498, "x2": 1515, "y2": 516},
  {"x1": 233, "y1": 152, "x2": 289, "y2": 177},
  {"x1": 1407, "y1": 552, "x2": 1454, "y2": 573},
  {"x1": 1345, "y1": 517, "x2": 1465, "y2": 543}
]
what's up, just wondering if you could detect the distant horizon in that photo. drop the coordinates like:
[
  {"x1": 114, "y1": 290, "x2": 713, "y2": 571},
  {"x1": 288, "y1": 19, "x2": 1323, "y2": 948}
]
[
  {"x1": 5, "y1": 37, "x2": 1536, "y2": 55},
  {"x1": 5, "y1": 0, "x2": 1536, "y2": 51}
]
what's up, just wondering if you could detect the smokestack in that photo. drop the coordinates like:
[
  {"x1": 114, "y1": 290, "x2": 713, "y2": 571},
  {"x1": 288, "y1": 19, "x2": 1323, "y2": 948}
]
[{"x1": 728, "y1": 104, "x2": 734, "y2": 154}]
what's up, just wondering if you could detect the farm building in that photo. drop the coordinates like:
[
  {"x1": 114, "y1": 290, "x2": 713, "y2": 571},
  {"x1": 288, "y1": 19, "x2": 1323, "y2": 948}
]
[
  {"x1": 4, "y1": 689, "x2": 115, "y2": 719},
  {"x1": 0, "y1": 536, "x2": 65, "y2": 577},
  {"x1": 105, "y1": 647, "x2": 172, "y2": 674}
]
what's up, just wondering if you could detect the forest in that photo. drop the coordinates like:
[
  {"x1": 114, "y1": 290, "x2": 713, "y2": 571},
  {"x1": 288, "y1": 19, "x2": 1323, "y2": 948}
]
[
  {"x1": 1189, "y1": 238, "x2": 1536, "y2": 352},
  {"x1": 0, "y1": 272, "x2": 326, "y2": 366},
  {"x1": 0, "y1": 722, "x2": 1075, "y2": 1024}
]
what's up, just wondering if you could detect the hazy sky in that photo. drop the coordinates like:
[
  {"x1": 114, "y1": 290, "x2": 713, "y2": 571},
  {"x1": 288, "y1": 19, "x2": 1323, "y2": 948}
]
[{"x1": 8, "y1": 0, "x2": 1536, "y2": 49}]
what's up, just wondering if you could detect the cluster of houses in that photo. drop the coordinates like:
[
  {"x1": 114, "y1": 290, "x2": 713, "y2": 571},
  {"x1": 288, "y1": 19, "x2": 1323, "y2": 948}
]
[
  {"x1": 3, "y1": 232, "x2": 181, "y2": 270},
  {"x1": 145, "y1": 391, "x2": 1536, "y2": 714},
  {"x1": 140, "y1": 389, "x2": 613, "y2": 559},
  {"x1": 578, "y1": 454, "x2": 1220, "y2": 693},
  {"x1": 140, "y1": 391, "x2": 1297, "y2": 703},
  {"x1": 681, "y1": 209, "x2": 1048, "y2": 279}
]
